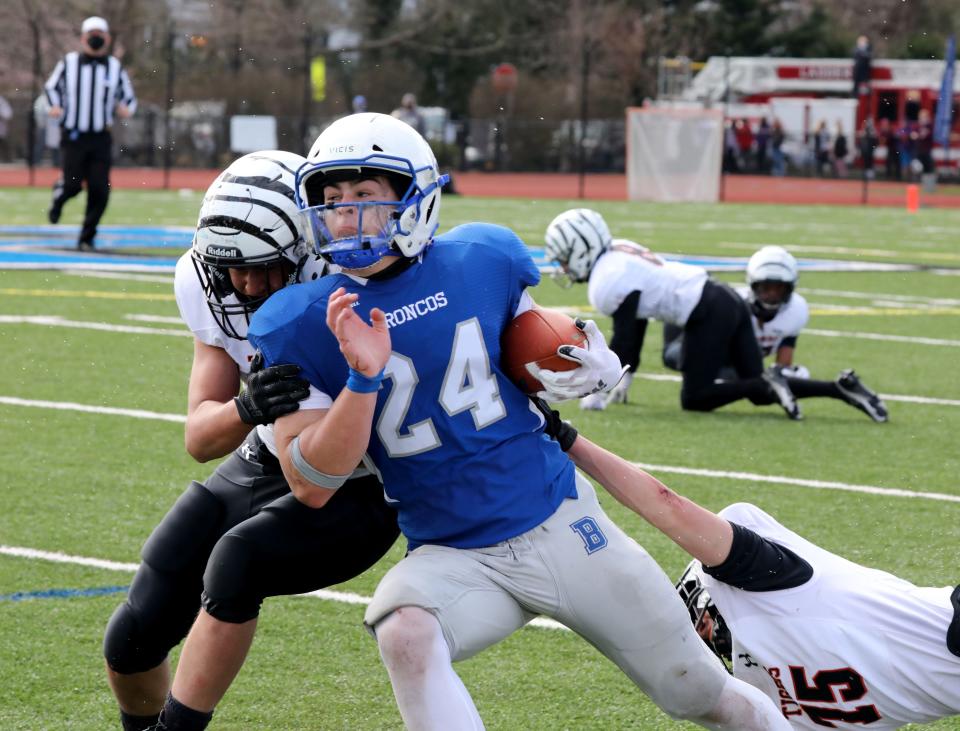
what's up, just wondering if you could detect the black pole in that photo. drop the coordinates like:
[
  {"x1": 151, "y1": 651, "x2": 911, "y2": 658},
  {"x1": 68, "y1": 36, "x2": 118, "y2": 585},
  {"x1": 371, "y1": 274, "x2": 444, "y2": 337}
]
[
  {"x1": 163, "y1": 24, "x2": 175, "y2": 190},
  {"x1": 577, "y1": 43, "x2": 590, "y2": 199},
  {"x1": 720, "y1": 52, "x2": 731, "y2": 203},
  {"x1": 301, "y1": 23, "x2": 311, "y2": 152},
  {"x1": 26, "y1": 10, "x2": 42, "y2": 186}
]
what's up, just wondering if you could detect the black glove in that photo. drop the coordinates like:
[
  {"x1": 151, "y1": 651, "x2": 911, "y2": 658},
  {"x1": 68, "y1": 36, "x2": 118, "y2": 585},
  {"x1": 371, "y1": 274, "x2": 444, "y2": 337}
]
[
  {"x1": 235, "y1": 351, "x2": 311, "y2": 425},
  {"x1": 531, "y1": 397, "x2": 578, "y2": 452}
]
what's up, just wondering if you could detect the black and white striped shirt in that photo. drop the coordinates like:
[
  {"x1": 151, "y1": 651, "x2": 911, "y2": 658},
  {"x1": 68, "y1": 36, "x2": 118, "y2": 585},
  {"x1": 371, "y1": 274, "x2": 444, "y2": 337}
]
[{"x1": 44, "y1": 52, "x2": 136, "y2": 134}]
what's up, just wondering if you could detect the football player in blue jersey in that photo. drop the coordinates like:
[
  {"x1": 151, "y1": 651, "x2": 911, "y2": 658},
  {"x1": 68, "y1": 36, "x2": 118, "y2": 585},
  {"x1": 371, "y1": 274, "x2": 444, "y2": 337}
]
[{"x1": 244, "y1": 112, "x2": 789, "y2": 730}]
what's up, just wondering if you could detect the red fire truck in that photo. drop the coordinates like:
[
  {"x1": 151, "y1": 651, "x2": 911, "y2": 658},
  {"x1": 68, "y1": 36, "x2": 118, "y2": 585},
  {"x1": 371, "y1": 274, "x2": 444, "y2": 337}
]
[{"x1": 682, "y1": 56, "x2": 960, "y2": 170}]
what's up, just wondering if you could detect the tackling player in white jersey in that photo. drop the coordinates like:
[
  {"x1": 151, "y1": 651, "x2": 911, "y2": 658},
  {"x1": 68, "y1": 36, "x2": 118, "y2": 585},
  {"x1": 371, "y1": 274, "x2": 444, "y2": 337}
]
[
  {"x1": 104, "y1": 151, "x2": 398, "y2": 731},
  {"x1": 532, "y1": 411, "x2": 960, "y2": 730},
  {"x1": 545, "y1": 209, "x2": 887, "y2": 422}
]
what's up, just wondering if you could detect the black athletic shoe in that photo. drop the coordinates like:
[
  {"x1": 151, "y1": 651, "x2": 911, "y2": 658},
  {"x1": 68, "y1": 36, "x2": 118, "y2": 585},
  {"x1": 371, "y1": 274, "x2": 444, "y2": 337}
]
[
  {"x1": 77, "y1": 240, "x2": 95, "y2": 251},
  {"x1": 836, "y1": 369, "x2": 888, "y2": 423},
  {"x1": 47, "y1": 204, "x2": 62, "y2": 224},
  {"x1": 762, "y1": 366, "x2": 802, "y2": 420}
]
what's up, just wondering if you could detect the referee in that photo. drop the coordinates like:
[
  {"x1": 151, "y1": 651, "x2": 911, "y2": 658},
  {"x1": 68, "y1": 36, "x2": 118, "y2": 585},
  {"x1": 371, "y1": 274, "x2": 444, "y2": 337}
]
[{"x1": 44, "y1": 16, "x2": 136, "y2": 251}]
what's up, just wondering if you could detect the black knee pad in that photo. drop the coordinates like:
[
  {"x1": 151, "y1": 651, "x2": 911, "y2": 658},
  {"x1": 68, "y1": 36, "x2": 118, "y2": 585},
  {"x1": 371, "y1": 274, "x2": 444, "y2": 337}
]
[
  {"x1": 103, "y1": 596, "x2": 168, "y2": 674},
  {"x1": 141, "y1": 481, "x2": 225, "y2": 573},
  {"x1": 201, "y1": 533, "x2": 264, "y2": 624}
]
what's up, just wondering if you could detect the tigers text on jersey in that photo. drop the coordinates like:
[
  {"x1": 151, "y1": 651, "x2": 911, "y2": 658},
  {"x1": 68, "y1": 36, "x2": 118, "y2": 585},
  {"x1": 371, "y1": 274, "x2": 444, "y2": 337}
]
[
  {"x1": 701, "y1": 503, "x2": 960, "y2": 730},
  {"x1": 736, "y1": 286, "x2": 809, "y2": 356},
  {"x1": 173, "y1": 251, "x2": 327, "y2": 457},
  {"x1": 587, "y1": 240, "x2": 708, "y2": 326},
  {"x1": 249, "y1": 223, "x2": 577, "y2": 550}
]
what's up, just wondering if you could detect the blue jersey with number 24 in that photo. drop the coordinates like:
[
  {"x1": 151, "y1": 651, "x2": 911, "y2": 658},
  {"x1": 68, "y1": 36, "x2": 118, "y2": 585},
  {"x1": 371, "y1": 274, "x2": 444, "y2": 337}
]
[{"x1": 249, "y1": 222, "x2": 577, "y2": 549}]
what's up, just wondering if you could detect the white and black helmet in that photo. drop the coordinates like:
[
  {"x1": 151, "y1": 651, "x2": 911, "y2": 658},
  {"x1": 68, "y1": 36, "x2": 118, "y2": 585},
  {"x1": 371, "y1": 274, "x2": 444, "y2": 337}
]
[
  {"x1": 297, "y1": 112, "x2": 448, "y2": 270},
  {"x1": 191, "y1": 150, "x2": 309, "y2": 339},
  {"x1": 544, "y1": 208, "x2": 612, "y2": 286},
  {"x1": 676, "y1": 560, "x2": 732, "y2": 665},
  {"x1": 745, "y1": 245, "x2": 798, "y2": 321}
]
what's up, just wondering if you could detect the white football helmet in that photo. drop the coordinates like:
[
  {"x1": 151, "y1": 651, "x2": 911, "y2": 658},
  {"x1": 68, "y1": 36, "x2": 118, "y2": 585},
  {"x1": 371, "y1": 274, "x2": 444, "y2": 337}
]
[
  {"x1": 192, "y1": 150, "x2": 310, "y2": 339},
  {"x1": 675, "y1": 560, "x2": 732, "y2": 664},
  {"x1": 544, "y1": 208, "x2": 612, "y2": 287},
  {"x1": 745, "y1": 245, "x2": 798, "y2": 320},
  {"x1": 297, "y1": 112, "x2": 448, "y2": 269}
]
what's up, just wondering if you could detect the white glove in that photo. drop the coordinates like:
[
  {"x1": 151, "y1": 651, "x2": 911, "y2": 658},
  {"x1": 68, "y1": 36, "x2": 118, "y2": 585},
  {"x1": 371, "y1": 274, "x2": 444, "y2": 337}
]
[
  {"x1": 779, "y1": 364, "x2": 810, "y2": 380},
  {"x1": 604, "y1": 370, "x2": 633, "y2": 405},
  {"x1": 528, "y1": 319, "x2": 627, "y2": 402}
]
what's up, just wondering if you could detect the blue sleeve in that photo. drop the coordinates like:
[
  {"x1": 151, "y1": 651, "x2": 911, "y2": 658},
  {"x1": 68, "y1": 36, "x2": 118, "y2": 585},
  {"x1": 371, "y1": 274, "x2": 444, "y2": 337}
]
[{"x1": 247, "y1": 283, "x2": 336, "y2": 395}]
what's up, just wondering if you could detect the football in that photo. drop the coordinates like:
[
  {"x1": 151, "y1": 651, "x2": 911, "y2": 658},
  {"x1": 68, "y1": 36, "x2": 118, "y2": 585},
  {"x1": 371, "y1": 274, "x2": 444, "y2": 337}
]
[{"x1": 501, "y1": 308, "x2": 587, "y2": 394}]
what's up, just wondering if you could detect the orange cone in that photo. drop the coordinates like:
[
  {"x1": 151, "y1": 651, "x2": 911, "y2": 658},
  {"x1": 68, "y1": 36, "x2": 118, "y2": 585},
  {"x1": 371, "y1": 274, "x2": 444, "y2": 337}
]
[{"x1": 906, "y1": 184, "x2": 920, "y2": 213}]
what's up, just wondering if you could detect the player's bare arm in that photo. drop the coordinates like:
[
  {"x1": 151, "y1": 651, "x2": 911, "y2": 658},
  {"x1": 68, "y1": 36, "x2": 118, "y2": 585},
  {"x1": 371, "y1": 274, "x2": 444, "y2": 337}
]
[
  {"x1": 775, "y1": 344, "x2": 794, "y2": 367},
  {"x1": 184, "y1": 339, "x2": 249, "y2": 462},
  {"x1": 566, "y1": 436, "x2": 733, "y2": 567},
  {"x1": 271, "y1": 290, "x2": 391, "y2": 508}
]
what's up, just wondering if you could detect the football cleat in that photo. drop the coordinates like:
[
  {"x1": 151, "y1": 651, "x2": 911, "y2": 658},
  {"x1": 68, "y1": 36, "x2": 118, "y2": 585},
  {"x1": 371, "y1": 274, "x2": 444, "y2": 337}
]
[
  {"x1": 762, "y1": 366, "x2": 802, "y2": 420},
  {"x1": 579, "y1": 391, "x2": 607, "y2": 411},
  {"x1": 836, "y1": 369, "x2": 888, "y2": 423}
]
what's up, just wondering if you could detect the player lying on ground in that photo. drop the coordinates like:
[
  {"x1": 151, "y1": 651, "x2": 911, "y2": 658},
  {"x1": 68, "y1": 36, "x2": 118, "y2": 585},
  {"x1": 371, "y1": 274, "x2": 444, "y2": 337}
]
[
  {"x1": 104, "y1": 151, "x2": 399, "y2": 731},
  {"x1": 660, "y1": 244, "x2": 887, "y2": 422},
  {"x1": 544, "y1": 209, "x2": 887, "y2": 421},
  {"x1": 246, "y1": 112, "x2": 790, "y2": 730},
  {"x1": 539, "y1": 409, "x2": 959, "y2": 729}
]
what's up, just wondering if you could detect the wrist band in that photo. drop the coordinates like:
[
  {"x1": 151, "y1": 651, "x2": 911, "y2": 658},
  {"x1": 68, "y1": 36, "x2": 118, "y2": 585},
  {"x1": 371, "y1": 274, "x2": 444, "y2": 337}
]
[{"x1": 346, "y1": 368, "x2": 385, "y2": 394}]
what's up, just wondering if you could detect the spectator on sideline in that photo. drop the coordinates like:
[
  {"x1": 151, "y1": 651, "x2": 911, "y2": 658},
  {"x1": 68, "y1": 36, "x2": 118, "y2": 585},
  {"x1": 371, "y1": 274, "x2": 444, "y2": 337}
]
[
  {"x1": 770, "y1": 119, "x2": 786, "y2": 177},
  {"x1": 858, "y1": 118, "x2": 878, "y2": 179},
  {"x1": 833, "y1": 122, "x2": 849, "y2": 178},
  {"x1": 879, "y1": 119, "x2": 900, "y2": 180},
  {"x1": 813, "y1": 121, "x2": 831, "y2": 177},
  {"x1": 390, "y1": 92, "x2": 425, "y2": 135},
  {"x1": 755, "y1": 117, "x2": 771, "y2": 173},
  {"x1": 44, "y1": 16, "x2": 136, "y2": 250}
]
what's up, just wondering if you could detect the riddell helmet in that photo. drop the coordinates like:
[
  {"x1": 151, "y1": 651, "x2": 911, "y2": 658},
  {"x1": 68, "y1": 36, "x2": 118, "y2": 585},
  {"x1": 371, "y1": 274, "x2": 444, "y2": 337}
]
[
  {"x1": 746, "y1": 245, "x2": 798, "y2": 321},
  {"x1": 191, "y1": 150, "x2": 309, "y2": 339},
  {"x1": 675, "y1": 560, "x2": 733, "y2": 666},
  {"x1": 544, "y1": 208, "x2": 612, "y2": 287},
  {"x1": 296, "y1": 112, "x2": 448, "y2": 270}
]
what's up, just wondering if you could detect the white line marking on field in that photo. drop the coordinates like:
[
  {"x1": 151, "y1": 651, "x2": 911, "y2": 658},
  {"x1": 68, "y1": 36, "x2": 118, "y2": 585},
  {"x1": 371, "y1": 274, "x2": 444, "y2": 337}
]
[
  {"x1": 0, "y1": 397, "x2": 186, "y2": 422},
  {"x1": 634, "y1": 463, "x2": 960, "y2": 503},
  {"x1": 0, "y1": 315, "x2": 191, "y2": 337},
  {"x1": 803, "y1": 328, "x2": 960, "y2": 347},
  {"x1": 0, "y1": 546, "x2": 139, "y2": 573},
  {"x1": 800, "y1": 288, "x2": 960, "y2": 307},
  {"x1": 0, "y1": 545, "x2": 568, "y2": 631},
  {"x1": 125, "y1": 314, "x2": 185, "y2": 324}
]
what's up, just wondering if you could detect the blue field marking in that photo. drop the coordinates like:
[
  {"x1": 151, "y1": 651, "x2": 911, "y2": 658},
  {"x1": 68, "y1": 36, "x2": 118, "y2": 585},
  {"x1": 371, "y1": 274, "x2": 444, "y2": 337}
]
[
  {"x1": 0, "y1": 585, "x2": 128, "y2": 601},
  {"x1": 529, "y1": 247, "x2": 918, "y2": 273},
  {"x1": 0, "y1": 225, "x2": 919, "y2": 274}
]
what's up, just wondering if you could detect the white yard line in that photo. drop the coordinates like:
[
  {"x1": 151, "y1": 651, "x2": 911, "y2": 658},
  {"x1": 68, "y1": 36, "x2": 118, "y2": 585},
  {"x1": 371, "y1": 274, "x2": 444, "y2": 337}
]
[
  {"x1": 0, "y1": 397, "x2": 186, "y2": 422},
  {"x1": 799, "y1": 288, "x2": 960, "y2": 307},
  {"x1": 802, "y1": 328, "x2": 960, "y2": 347},
  {"x1": 124, "y1": 313, "x2": 186, "y2": 324},
  {"x1": 0, "y1": 544, "x2": 566, "y2": 631},
  {"x1": 0, "y1": 315, "x2": 191, "y2": 337}
]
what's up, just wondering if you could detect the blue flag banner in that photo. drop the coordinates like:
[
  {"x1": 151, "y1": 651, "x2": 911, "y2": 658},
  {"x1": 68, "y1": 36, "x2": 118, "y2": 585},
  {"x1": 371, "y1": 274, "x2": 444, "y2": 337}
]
[{"x1": 933, "y1": 35, "x2": 956, "y2": 147}]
